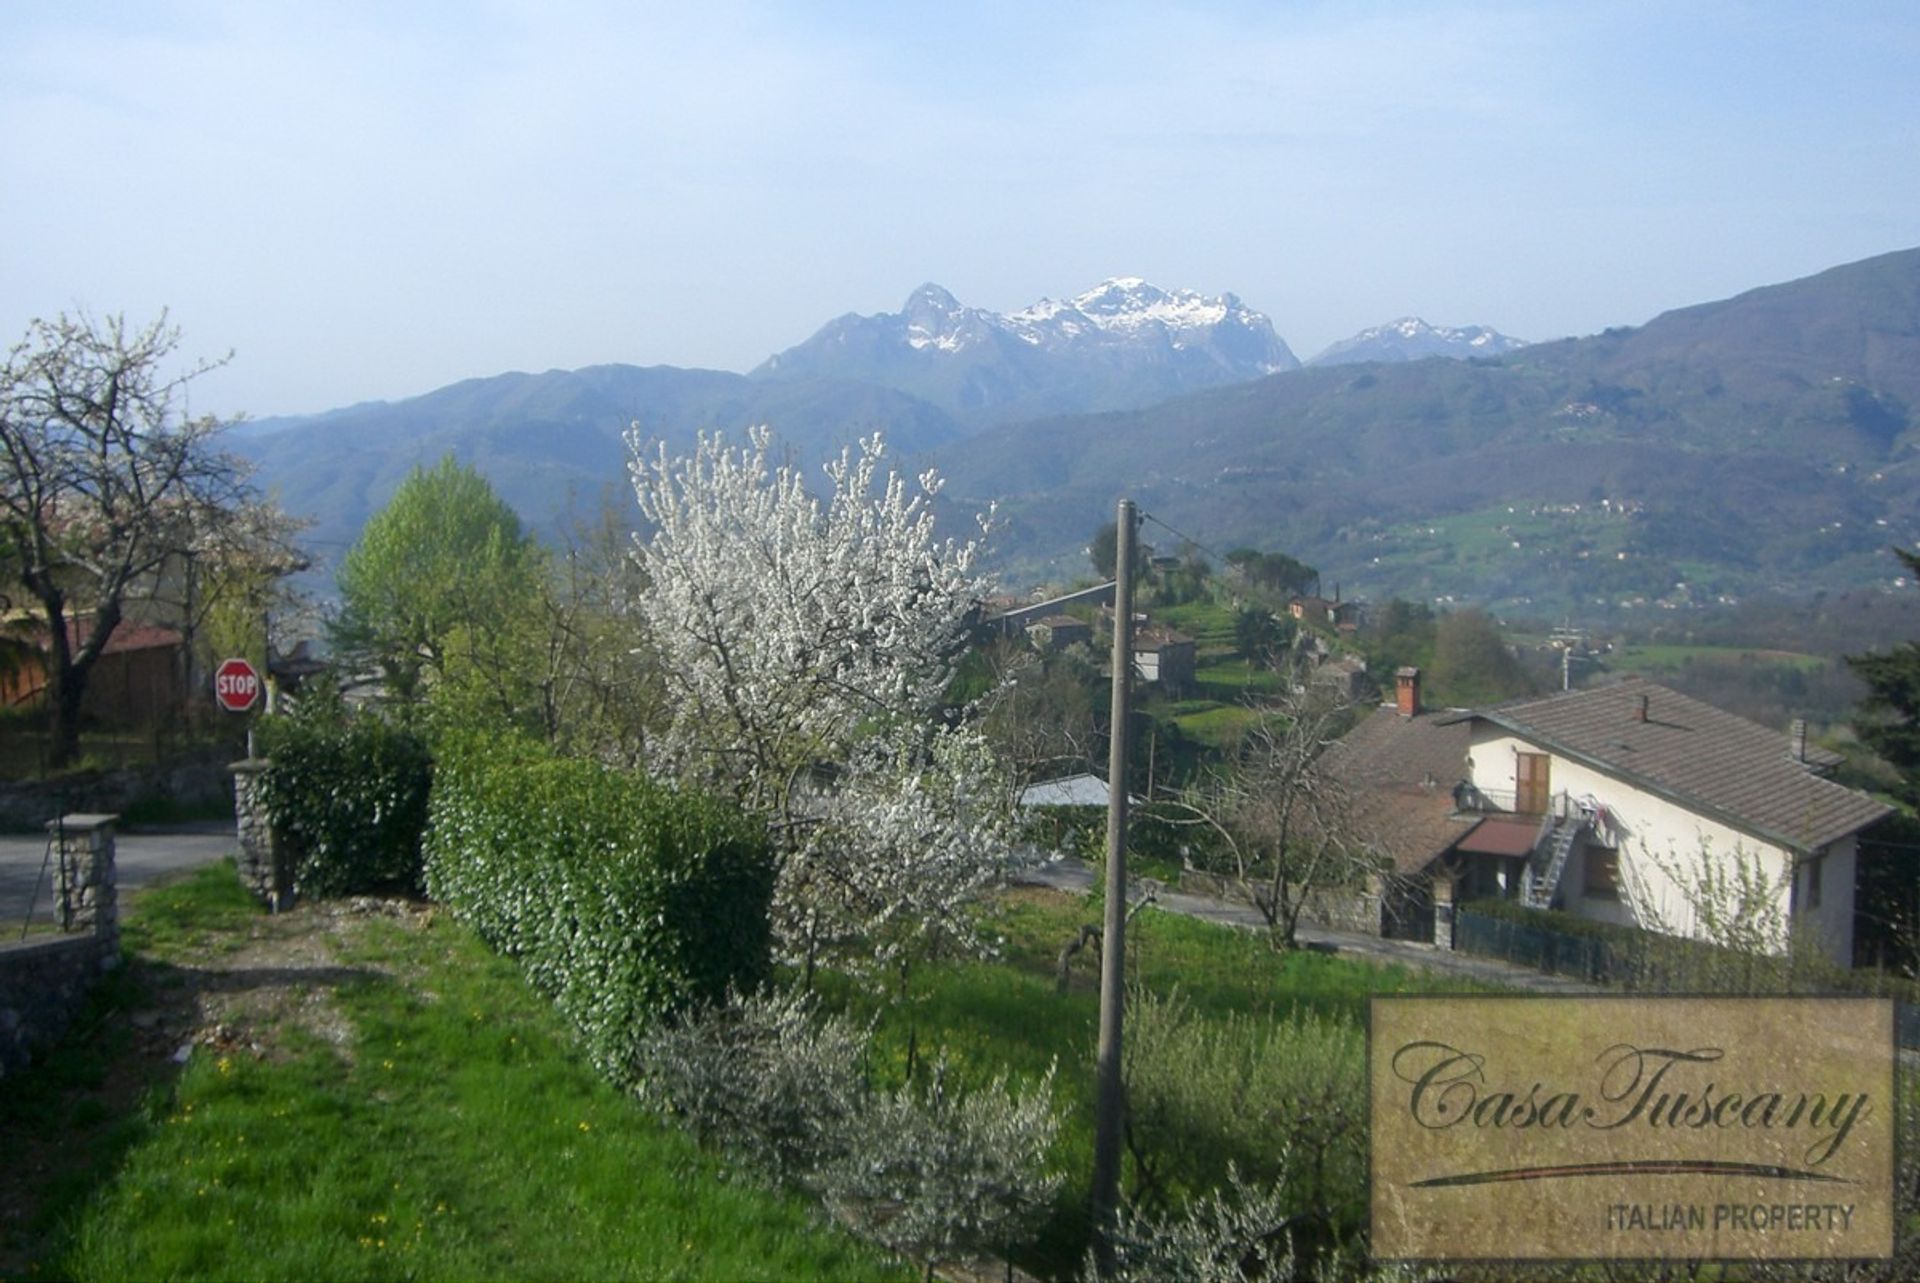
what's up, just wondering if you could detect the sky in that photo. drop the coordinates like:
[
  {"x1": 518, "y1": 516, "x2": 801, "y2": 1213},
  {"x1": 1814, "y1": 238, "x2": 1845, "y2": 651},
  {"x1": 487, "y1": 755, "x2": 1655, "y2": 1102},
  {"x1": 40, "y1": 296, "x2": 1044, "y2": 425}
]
[{"x1": 2, "y1": 0, "x2": 1917, "y2": 420}]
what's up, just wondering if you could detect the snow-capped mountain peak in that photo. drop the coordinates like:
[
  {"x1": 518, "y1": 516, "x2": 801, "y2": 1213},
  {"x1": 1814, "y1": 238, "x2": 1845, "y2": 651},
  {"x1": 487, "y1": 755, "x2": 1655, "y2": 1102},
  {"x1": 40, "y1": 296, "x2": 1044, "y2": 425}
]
[
  {"x1": 1309, "y1": 317, "x2": 1531, "y2": 367},
  {"x1": 753, "y1": 277, "x2": 1301, "y2": 425},
  {"x1": 903, "y1": 283, "x2": 983, "y2": 352}
]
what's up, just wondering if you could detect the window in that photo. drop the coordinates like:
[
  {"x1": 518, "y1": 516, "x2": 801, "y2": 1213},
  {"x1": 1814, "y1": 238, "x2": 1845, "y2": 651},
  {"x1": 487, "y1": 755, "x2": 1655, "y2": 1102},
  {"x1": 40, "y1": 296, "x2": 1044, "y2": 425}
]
[
  {"x1": 1583, "y1": 847, "x2": 1620, "y2": 900},
  {"x1": 1804, "y1": 855, "x2": 1824, "y2": 911}
]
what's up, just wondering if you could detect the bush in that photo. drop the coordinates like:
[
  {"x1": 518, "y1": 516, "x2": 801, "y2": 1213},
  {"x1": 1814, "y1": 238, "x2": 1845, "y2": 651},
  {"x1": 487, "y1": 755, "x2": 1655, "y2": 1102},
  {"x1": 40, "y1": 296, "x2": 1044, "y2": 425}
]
[
  {"x1": 1124, "y1": 989, "x2": 1365, "y2": 1241},
  {"x1": 423, "y1": 732, "x2": 775, "y2": 1072},
  {"x1": 256, "y1": 706, "x2": 434, "y2": 897},
  {"x1": 824, "y1": 1057, "x2": 1061, "y2": 1278},
  {"x1": 1093, "y1": 1167, "x2": 1301, "y2": 1283},
  {"x1": 634, "y1": 989, "x2": 867, "y2": 1183},
  {"x1": 634, "y1": 990, "x2": 1063, "y2": 1277}
]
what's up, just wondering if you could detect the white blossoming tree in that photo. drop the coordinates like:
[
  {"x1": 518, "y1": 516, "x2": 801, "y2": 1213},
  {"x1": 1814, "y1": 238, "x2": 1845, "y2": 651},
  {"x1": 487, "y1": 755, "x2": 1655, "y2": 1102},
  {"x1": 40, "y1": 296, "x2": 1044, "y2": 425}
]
[{"x1": 628, "y1": 426, "x2": 1011, "y2": 978}]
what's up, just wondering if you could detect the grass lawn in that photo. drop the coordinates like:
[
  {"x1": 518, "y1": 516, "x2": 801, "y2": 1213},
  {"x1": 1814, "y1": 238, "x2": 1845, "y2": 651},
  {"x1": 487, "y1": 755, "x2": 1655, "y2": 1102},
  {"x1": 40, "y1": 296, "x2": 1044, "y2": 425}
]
[
  {"x1": 7, "y1": 864, "x2": 906, "y2": 1282},
  {"x1": 13, "y1": 863, "x2": 1501, "y2": 1281},
  {"x1": 1170, "y1": 703, "x2": 1263, "y2": 749}
]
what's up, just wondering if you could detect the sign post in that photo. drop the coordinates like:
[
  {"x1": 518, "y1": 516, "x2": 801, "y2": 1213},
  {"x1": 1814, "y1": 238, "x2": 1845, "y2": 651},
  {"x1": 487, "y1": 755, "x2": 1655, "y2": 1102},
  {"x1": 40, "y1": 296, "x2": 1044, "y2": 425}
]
[{"x1": 214, "y1": 657, "x2": 262, "y2": 715}]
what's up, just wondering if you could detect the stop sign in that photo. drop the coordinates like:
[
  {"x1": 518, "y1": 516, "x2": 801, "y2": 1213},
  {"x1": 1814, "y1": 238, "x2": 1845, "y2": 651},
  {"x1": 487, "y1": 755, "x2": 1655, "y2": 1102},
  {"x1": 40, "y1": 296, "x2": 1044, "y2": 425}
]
[{"x1": 215, "y1": 657, "x2": 262, "y2": 713}]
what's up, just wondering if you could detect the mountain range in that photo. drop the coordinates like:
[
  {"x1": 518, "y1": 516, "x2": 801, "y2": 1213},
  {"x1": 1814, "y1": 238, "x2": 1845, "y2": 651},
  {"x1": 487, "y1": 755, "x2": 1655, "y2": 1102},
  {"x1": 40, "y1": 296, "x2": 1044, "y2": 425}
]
[
  {"x1": 1308, "y1": 318, "x2": 1530, "y2": 366},
  {"x1": 939, "y1": 249, "x2": 1920, "y2": 608},
  {"x1": 238, "y1": 251, "x2": 1920, "y2": 613},
  {"x1": 752, "y1": 278, "x2": 1299, "y2": 426}
]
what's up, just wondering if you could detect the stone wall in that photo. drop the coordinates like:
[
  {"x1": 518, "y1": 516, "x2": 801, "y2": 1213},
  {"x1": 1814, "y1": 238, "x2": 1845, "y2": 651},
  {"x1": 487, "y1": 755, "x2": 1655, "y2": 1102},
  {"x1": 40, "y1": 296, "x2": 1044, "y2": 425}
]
[
  {"x1": 0, "y1": 816, "x2": 121, "y2": 1079},
  {"x1": 0, "y1": 748, "x2": 235, "y2": 831}
]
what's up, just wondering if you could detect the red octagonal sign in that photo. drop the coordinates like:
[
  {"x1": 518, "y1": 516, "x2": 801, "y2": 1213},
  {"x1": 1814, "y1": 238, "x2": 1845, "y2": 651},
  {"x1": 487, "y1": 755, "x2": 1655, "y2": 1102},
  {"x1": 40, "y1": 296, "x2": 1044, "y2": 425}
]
[{"x1": 215, "y1": 657, "x2": 262, "y2": 713}]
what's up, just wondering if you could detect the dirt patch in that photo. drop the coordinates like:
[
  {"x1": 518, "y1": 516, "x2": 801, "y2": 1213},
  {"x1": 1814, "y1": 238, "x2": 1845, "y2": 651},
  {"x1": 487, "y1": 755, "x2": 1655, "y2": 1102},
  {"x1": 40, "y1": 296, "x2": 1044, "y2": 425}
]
[{"x1": 137, "y1": 897, "x2": 428, "y2": 1067}]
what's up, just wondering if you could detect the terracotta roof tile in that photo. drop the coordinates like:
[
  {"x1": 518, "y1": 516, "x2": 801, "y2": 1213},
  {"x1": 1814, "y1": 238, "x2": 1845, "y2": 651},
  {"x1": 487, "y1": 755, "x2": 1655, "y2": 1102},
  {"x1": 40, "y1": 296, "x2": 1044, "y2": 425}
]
[{"x1": 1327, "y1": 706, "x2": 1477, "y2": 873}]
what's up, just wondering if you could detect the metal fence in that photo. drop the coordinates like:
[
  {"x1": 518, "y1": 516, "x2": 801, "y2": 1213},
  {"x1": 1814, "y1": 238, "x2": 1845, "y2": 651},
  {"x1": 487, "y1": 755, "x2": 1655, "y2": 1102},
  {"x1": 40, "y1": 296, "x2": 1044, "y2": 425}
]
[
  {"x1": 1455, "y1": 908, "x2": 1625, "y2": 984},
  {"x1": 1455, "y1": 906, "x2": 1920, "y2": 1049}
]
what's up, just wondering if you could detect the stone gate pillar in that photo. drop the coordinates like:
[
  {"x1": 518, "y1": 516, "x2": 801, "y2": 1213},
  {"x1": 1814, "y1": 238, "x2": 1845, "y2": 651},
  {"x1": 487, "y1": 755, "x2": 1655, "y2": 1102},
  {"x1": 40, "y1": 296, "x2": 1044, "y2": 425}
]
[
  {"x1": 230, "y1": 759, "x2": 293, "y2": 908},
  {"x1": 49, "y1": 813, "x2": 119, "y2": 956}
]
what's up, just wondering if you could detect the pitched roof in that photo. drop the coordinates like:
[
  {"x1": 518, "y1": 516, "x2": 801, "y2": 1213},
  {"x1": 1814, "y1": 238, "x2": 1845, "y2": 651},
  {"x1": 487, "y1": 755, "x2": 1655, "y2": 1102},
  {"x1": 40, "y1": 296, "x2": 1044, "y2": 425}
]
[
  {"x1": 1135, "y1": 628, "x2": 1194, "y2": 651},
  {"x1": 1019, "y1": 773, "x2": 1112, "y2": 808},
  {"x1": 1468, "y1": 677, "x2": 1892, "y2": 855},
  {"x1": 1334, "y1": 703, "x2": 1470, "y2": 789},
  {"x1": 4, "y1": 615, "x2": 184, "y2": 657},
  {"x1": 1326, "y1": 705, "x2": 1478, "y2": 874}
]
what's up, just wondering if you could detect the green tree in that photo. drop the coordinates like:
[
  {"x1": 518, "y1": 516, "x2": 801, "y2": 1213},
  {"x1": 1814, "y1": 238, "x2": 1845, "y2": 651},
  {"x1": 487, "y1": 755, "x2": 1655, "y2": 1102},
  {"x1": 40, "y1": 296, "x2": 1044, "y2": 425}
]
[
  {"x1": 1089, "y1": 519, "x2": 1151, "y2": 583},
  {"x1": 1364, "y1": 598, "x2": 1437, "y2": 679},
  {"x1": 1232, "y1": 605, "x2": 1289, "y2": 670},
  {"x1": 1090, "y1": 520, "x2": 1119, "y2": 580},
  {"x1": 1848, "y1": 546, "x2": 1920, "y2": 805},
  {"x1": 1428, "y1": 609, "x2": 1534, "y2": 706},
  {"x1": 1225, "y1": 548, "x2": 1318, "y2": 598},
  {"x1": 331, "y1": 456, "x2": 541, "y2": 708}
]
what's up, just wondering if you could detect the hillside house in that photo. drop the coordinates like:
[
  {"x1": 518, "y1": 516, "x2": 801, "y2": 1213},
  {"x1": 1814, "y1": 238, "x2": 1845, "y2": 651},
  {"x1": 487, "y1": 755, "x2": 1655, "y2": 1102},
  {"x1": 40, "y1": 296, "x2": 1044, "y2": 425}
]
[
  {"x1": 984, "y1": 582, "x2": 1117, "y2": 637},
  {"x1": 1133, "y1": 628, "x2": 1196, "y2": 692},
  {"x1": 1310, "y1": 654, "x2": 1370, "y2": 701},
  {"x1": 1289, "y1": 589, "x2": 1362, "y2": 631},
  {"x1": 1025, "y1": 614, "x2": 1091, "y2": 652},
  {"x1": 1455, "y1": 679, "x2": 1889, "y2": 966},
  {"x1": 1324, "y1": 668, "x2": 1475, "y2": 941},
  {"x1": 1328, "y1": 671, "x2": 1892, "y2": 966}
]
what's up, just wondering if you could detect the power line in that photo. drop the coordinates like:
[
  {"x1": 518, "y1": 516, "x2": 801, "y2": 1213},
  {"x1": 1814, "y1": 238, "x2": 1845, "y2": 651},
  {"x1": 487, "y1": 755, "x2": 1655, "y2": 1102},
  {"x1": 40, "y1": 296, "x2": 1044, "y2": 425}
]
[{"x1": 1137, "y1": 509, "x2": 1238, "y2": 568}]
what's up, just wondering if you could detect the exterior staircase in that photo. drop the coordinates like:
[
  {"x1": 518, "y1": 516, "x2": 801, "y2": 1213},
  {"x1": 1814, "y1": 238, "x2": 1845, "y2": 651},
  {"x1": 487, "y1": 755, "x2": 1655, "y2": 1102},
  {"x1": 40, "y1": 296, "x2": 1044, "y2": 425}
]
[{"x1": 1524, "y1": 813, "x2": 1586, "y2": 909}]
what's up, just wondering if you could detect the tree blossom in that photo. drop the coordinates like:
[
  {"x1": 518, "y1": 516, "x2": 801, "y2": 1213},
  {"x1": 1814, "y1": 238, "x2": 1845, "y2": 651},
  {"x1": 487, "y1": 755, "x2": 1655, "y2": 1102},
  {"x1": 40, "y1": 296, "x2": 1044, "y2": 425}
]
[{"x1": 628, "y1": 426, "x2": 1008, "y2": 969}]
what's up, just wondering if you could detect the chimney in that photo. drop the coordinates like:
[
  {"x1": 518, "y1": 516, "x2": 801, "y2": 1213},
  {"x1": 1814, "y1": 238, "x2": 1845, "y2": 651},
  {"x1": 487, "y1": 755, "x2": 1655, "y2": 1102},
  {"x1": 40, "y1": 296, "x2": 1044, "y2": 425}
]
[
  {"x1": 1396, "y1": 667, "x2": 1422, "y2": 718},
  {"x1": 1789, "y1": 718, "x2": 1808, "y2": 763},
  {"x1": 1635, "y1": 693, "x2": 1649, "y2": 723}
]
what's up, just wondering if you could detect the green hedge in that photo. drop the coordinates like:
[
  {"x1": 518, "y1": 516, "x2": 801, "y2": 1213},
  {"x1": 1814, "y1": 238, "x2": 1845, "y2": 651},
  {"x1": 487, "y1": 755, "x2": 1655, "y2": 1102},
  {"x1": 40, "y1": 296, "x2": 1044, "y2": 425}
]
[
  {"x1": 423, "y1": 734, "x2": 775, "y2": 1075},
  {"x1": 256, "y1": 709, "x2": 434, "y2": 898}
]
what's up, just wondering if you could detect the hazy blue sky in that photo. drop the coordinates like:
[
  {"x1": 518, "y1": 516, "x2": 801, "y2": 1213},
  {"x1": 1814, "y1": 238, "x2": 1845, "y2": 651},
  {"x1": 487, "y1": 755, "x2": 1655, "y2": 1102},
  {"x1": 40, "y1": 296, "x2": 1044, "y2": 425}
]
[{"x1": 3, "y1": 1, "x2": 1916, "y2": 418}]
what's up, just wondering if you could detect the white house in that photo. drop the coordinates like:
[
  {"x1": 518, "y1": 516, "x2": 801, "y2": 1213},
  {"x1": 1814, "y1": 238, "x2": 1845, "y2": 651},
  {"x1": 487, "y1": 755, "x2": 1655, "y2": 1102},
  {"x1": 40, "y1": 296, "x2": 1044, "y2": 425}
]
[{"x1": 1454, "y1": 678, "x2": 1892, "y2": 966}]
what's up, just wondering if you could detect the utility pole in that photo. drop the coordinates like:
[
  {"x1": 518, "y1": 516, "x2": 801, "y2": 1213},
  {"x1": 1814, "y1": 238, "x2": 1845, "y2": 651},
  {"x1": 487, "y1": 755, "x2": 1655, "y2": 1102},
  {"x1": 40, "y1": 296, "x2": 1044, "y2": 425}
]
[{"x1": 1090, "y1": 497, "x2": 1135, "y2": 1275}]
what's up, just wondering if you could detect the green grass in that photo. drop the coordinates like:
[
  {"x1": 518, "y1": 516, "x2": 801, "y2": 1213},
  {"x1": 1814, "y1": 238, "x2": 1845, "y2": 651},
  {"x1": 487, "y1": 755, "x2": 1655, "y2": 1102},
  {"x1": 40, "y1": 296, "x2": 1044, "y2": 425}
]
[
  {"x1": 25, "y1": 864, "x2": 1499, "y2": 1281},
  {"x1": 42, "y1": 865, "x2": 907, "y2": 1282},
  {"x1": 1612, "y1": 642, "x2": 1825, "y2": 673},
  {"x1": 1152, "y1": 601, "x2": 1238, "y2": 651},
  {"x1": 821, "y1": 887, "x2": 1481, "y2": 1277},
  {"x1": 117, "y1": 858, "x2": 262, "y2": 957},
  {"x1": 1193, "y1": 659, "x2": 1286, "y2": 699},
  {"x1": 1171, "y1": 703, "x2": 1263, "y2": 748}
]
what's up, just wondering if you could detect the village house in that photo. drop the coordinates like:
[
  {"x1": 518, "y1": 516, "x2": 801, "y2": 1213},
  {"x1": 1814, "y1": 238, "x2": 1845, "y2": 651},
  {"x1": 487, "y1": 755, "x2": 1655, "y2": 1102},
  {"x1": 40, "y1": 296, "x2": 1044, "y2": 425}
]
[
  {"x1": 983, "y1": 581, "x2": 1117, "y2": 637},
  {"x1": 1288, "y1": 587, "x2": 1363, "y2": 632},
  {"x1": 1328, "y1": 670, "x2": 1892, "y2": 967},
  {"x1": 1132, "y1": 627, "x2": 1196, "y2": 693},
  {"x1": 1024, "y1": 614, "x2": 1092, "y2": 653},
  {"x1": 1, "y1": 614, "x2": 189, "y2": 728}
]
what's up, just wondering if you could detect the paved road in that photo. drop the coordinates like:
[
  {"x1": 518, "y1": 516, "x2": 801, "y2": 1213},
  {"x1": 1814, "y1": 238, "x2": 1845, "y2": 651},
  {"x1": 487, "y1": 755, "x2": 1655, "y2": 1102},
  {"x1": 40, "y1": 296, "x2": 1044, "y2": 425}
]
[
  {"x1": 1014, "y1": 855, "x2": 1595, "y2": 993},
  {"x1": 0, "y1": 821, "x2": 237, "y2": 934}
]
